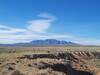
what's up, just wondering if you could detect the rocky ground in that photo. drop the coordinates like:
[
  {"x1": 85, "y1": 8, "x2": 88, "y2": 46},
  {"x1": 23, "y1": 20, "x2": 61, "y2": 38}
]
[
  {"x1": 0, "y1": 50, "x2": 100, "y2": 75},
  {"x1": 0, "y1": 47, "x2": 100, "y2": 75}
]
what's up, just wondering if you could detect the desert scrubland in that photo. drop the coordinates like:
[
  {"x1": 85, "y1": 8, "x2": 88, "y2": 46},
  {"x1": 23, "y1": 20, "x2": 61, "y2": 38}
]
[{"x1": 0, "y1": 46, "x2": 100, "y2": 75}]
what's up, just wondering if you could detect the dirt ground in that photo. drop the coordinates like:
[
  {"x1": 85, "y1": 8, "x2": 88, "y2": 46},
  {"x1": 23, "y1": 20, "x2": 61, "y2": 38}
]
[
  {"x1": 0, "y1": 47, "x2": 100, "y2": 75},
  {"x1": 0, "y1": 53, "x2": 68, "y2": 75}
]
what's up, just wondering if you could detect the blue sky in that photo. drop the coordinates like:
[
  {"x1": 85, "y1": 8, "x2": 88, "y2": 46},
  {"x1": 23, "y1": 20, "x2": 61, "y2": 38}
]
[{"x1": 0, "y1": 0, "x2": 100, "y2": 45}]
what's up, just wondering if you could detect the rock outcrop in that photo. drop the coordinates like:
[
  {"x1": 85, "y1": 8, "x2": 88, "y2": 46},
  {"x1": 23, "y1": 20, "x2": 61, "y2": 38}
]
[{"x1": 17, "y1": 51, "x2": 100, "y2": 75}]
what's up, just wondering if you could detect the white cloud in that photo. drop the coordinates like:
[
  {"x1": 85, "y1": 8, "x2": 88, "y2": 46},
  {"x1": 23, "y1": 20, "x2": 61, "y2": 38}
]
[
  {"x1": 27, "y1": 19, "x2": 51, "y2": 33},
  {"x1": 27, "y1": 13, "x2": 56, "y2": 33},
  {"x1": 0, "y1": 13, "x2": 100, "y2": 45},
  {"x1": 0, "y1": 13, "x2": 59, "y2": 44},
  {"x1": 72, "y1": 39, "x2": 100, "y2": 45},
  {"x1": 38, "y1": 12, "x2": 56, "y2": 20},
  {"x1": 0, "y1": 25, "x2": 27, "y2": 34}
]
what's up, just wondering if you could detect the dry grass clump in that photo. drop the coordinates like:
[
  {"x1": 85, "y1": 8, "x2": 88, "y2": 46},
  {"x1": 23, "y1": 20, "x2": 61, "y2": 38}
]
[{"x1": 11, "y1": 70, "x2": 24, "y2": 75}]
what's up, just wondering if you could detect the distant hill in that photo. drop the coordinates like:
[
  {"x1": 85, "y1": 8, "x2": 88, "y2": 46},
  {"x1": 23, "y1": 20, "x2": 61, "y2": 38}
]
[
  {"x1": 0, "y1": 39, "x2": 79, "y2": 46},
  {"x1": 30, "y1": 39, "x2": 78, "y2": 45}
]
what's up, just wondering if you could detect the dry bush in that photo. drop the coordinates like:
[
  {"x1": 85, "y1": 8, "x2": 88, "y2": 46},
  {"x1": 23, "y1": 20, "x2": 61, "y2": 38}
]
[{"x1": 11, "y1": 70, "x2": 24, "y2": 75}]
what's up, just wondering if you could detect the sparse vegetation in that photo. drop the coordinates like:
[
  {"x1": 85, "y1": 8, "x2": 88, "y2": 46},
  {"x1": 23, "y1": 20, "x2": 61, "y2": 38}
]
[
  {"x1": 11, "y1": 70, "x2": 24, "y2": 75},
  {"x1": 0, "y1": 46, "x2": 99, "y2": 75}
]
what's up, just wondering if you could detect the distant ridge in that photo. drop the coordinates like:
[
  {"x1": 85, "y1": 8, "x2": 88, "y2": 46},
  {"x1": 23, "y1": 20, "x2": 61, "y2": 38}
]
[
  {"x1": 30, "y1": 39, "x2": 78, "y2": 45},
  {"x1": 0, "y1": 39, "x2": 79, "y2": 46}
]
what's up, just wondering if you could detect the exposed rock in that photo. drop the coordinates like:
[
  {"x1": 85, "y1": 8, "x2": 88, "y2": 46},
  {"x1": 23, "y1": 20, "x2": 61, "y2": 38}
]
[
  {"x1": 8, "y1": 66, "x2": 14, "y2": 70},
  {"x1": 67, "y1": 51, "x2": 98, "y2": 75},
  {"x1": 16, "y1": 51, "x2": 100, "y2": 75}
]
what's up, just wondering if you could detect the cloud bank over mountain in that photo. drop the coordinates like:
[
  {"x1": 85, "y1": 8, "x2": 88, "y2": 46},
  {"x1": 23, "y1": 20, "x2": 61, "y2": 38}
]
[{"x1": 0, "y1": 13, "x2": 100, "y2": 45}]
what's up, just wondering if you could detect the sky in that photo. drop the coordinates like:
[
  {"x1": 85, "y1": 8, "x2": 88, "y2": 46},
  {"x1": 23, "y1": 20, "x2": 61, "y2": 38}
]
[{"x1": 0, "y1": 0, "x2": 100, "y2": 45}]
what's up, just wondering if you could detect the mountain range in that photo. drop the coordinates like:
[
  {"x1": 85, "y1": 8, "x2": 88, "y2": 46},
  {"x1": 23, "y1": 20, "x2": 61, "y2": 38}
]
[{"x1": 0, "y1": 39, "x2": 79, "y2": 46}]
